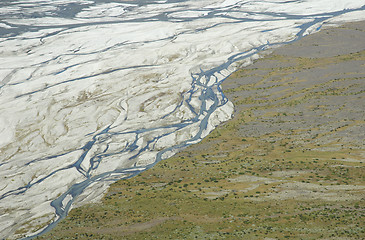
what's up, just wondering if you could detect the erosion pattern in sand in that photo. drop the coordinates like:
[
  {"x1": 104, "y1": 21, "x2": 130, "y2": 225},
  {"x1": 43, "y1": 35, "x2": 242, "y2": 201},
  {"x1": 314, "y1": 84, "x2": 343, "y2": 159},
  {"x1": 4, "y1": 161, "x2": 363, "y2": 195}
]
[
  {"x1": 1, "y1": 0, "x2": 365, "y2": 239},
  {"x1": 38, "y1": 21, "x2": 365, "y2": 239}
]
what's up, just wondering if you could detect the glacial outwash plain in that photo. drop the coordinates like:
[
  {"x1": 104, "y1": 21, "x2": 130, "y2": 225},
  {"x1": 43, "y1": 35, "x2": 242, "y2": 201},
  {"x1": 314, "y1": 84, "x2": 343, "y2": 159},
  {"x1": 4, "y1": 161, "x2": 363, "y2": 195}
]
[{"x1": 36, "y1": 20, "x2": 365, "y2": 239}]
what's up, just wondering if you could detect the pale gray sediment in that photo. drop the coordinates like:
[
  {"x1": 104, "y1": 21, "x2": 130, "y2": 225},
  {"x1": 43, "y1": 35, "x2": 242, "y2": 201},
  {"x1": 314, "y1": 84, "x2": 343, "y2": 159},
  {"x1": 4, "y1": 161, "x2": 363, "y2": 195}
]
[
  {"x1": 35, "y1": 20, "x2": 365, "y2": 240},
  {"x1": 3, "y1": 3, "x2": 365, "y2": 238}
]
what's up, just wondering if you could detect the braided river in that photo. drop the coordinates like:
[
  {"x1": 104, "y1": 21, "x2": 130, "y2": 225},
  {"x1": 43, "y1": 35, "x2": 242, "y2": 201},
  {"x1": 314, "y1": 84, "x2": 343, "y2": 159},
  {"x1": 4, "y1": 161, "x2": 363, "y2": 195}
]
[{"x1": 1, "y1": 0, "x2": 365, "y2": 238}]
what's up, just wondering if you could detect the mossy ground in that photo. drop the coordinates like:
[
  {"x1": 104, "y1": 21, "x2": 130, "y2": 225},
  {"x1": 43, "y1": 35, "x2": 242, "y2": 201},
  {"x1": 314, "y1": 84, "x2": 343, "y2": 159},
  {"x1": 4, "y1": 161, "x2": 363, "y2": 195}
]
[{"x1": 37, "y1": 23, "x2": 365, "y2": 240}]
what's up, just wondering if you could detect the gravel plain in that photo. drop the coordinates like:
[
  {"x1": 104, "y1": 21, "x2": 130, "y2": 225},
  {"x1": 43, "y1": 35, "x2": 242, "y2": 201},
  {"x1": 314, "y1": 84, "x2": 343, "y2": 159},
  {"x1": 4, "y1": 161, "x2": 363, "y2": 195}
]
[{"x1": 38, "y1": 21, "x2": 365, "y2": 240}]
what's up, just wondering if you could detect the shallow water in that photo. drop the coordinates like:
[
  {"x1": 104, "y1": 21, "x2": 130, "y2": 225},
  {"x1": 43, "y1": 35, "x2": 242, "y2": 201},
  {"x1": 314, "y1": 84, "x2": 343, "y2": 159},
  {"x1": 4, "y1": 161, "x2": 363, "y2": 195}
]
[{"x1": 0, "y1": 0, "x2": 364, "y2": 238}]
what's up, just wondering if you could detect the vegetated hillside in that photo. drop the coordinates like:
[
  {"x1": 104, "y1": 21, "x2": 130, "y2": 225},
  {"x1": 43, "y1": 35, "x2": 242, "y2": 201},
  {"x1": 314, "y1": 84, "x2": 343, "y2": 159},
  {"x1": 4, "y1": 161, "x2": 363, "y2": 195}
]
[{"x1": 37, "y1": 21, "x2": 365, "y2": 240}]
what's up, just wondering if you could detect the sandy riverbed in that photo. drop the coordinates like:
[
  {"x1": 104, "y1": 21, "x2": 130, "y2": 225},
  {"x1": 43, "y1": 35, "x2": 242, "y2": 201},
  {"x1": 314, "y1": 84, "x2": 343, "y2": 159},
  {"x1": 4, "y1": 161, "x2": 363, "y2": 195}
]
[{"x1": 38, "y1": 20, "x2": 365, "y2": 240}]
